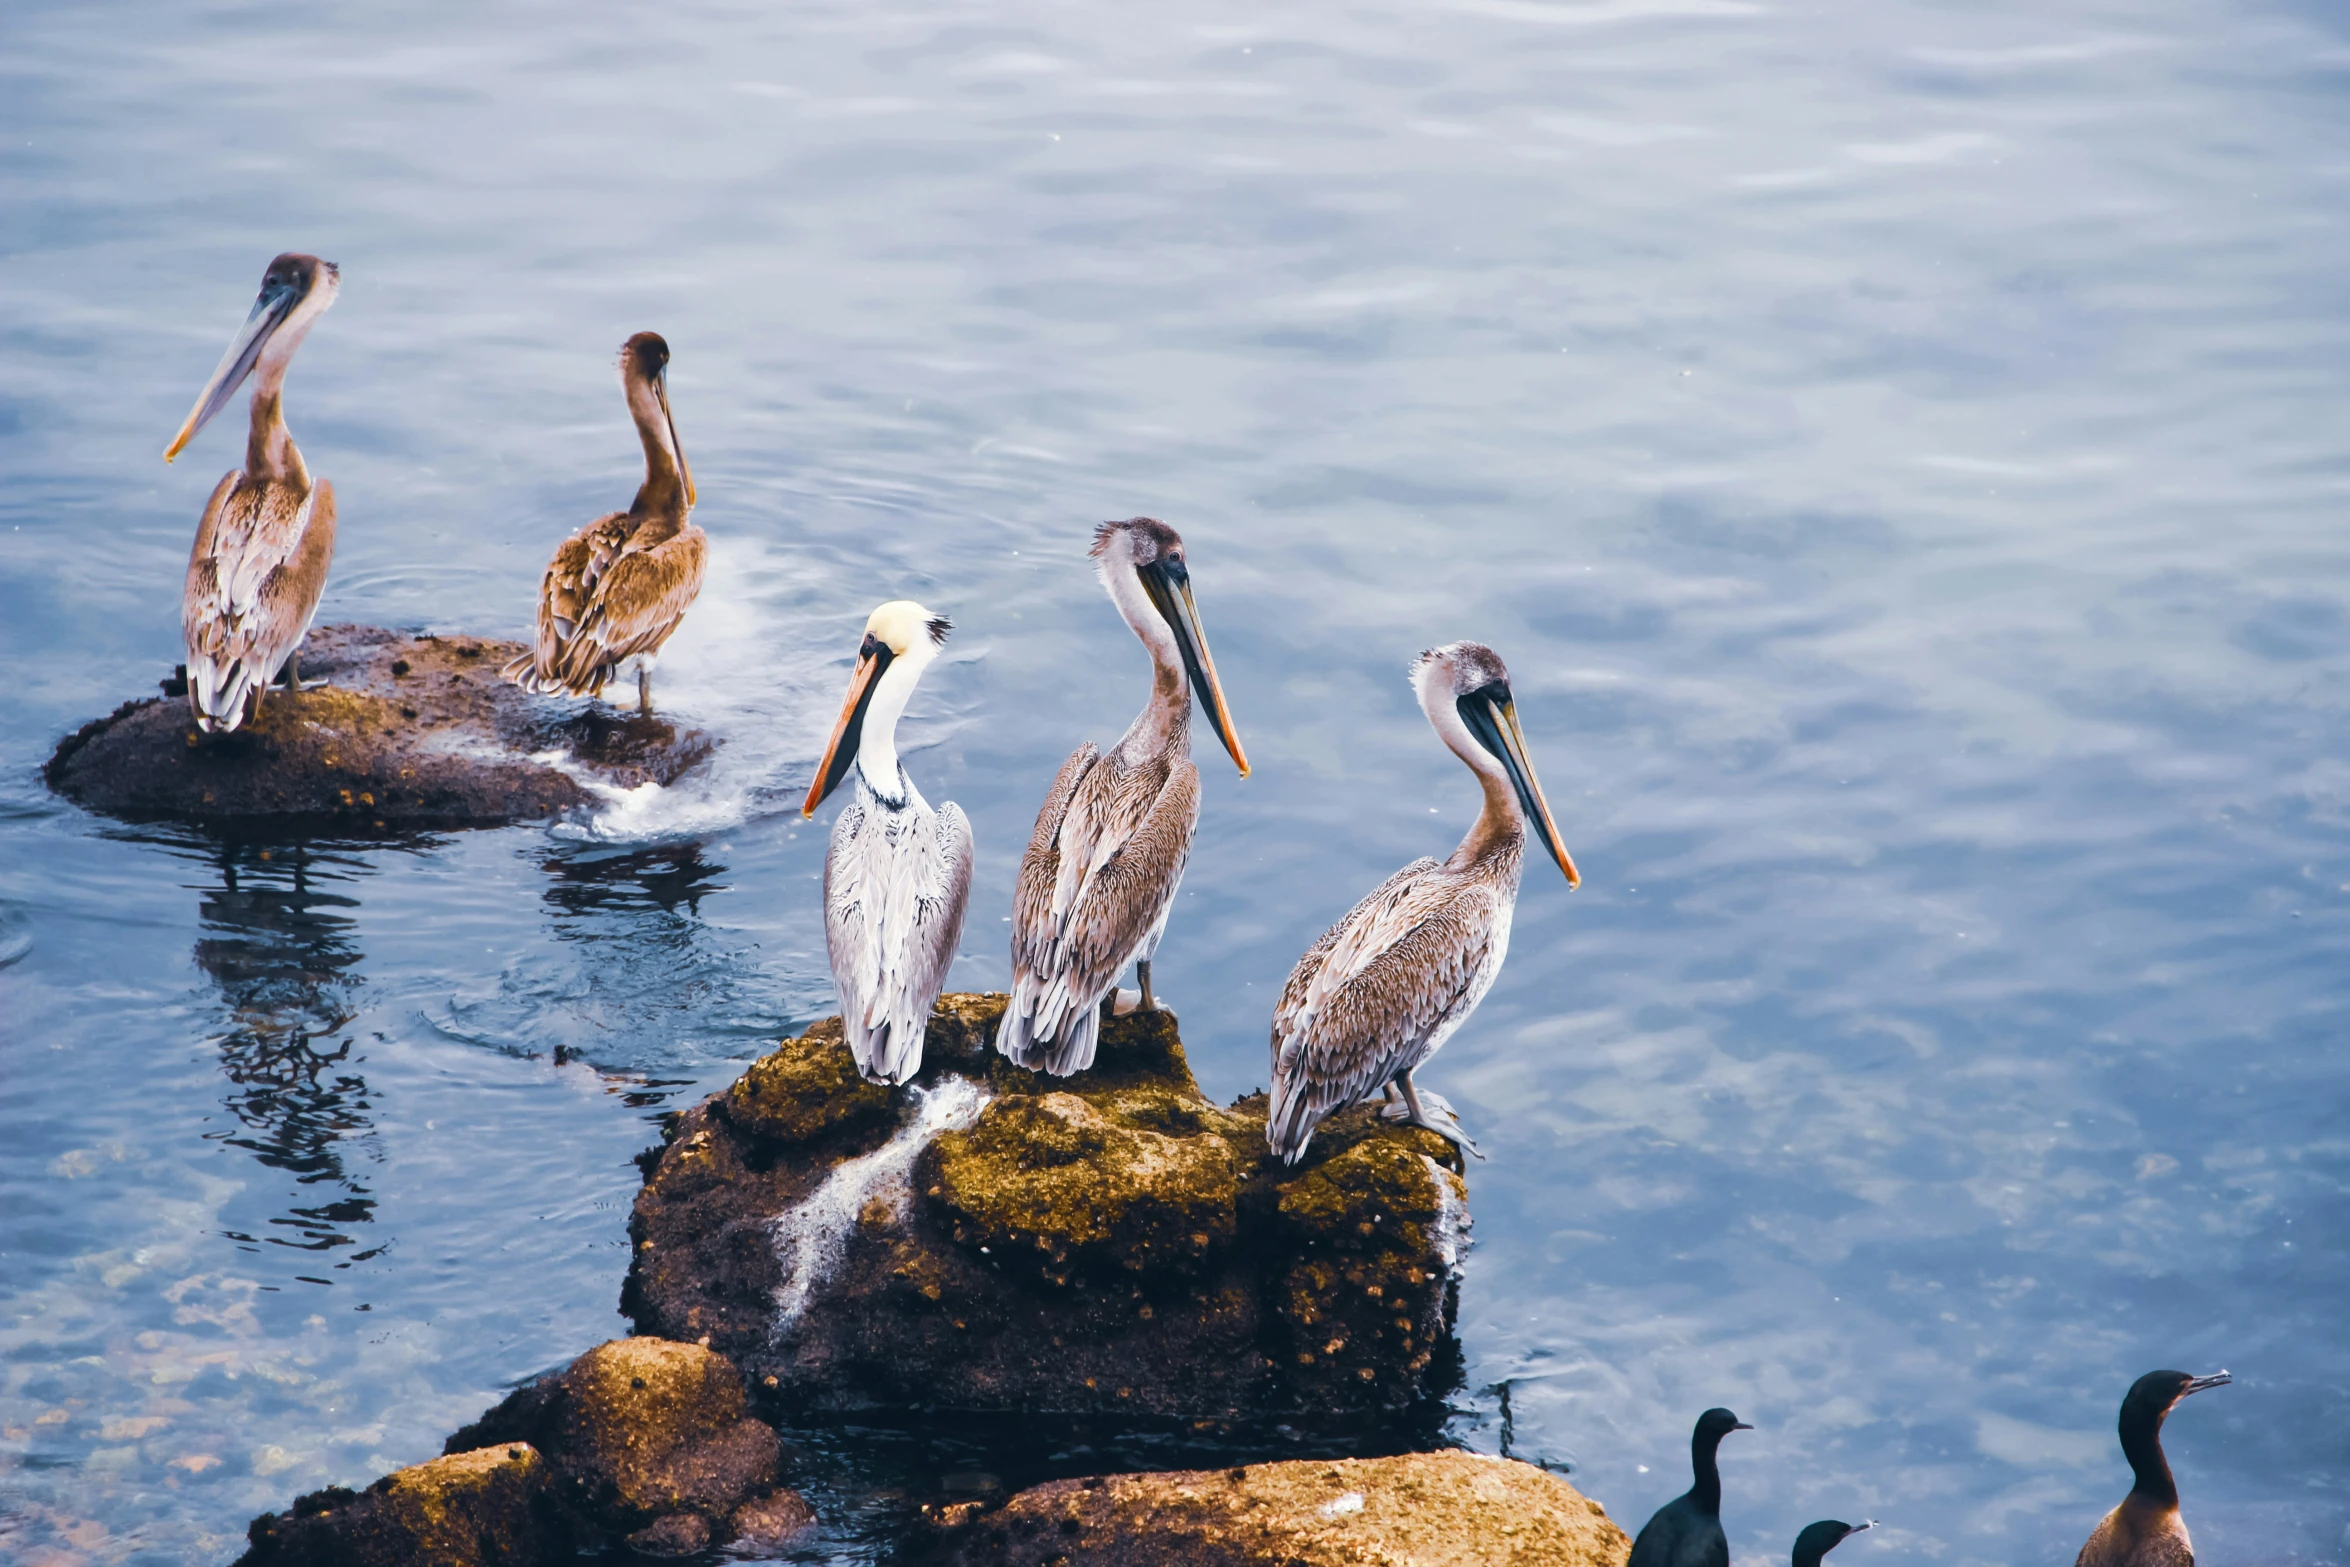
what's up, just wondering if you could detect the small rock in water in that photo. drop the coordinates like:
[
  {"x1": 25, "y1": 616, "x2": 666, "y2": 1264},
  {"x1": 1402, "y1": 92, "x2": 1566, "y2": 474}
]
[
  {"x1": 915, "y1": 1450, "x2": 1629, "y2": 1566},
  {"x1": 235, "y1": 1444, "x2": 572, "y2": 1567},
  {"x1": 45, "y1": 624, "x2": 716, "y2": 829}
]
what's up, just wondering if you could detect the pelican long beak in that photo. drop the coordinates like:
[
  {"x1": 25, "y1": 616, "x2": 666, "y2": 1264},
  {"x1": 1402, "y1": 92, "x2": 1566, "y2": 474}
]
[
  {"x1": 1139, "y1": 560, "x2": 1249, "y2": 776},
  {"x1": 164, "y1": 274, "x2": 301, "y2": 462},
  {"x1": 1459, "y1": 687, "x2": 1580, "y2": 887},
  {"x1": 804, "y1": 637, "x2": 890, "y2": 816},
  {"x1": 656, "y1": 369, "x2": 694, "y2": 509},
  {"x1": 2183, "y1": 1371, "x2": 2232, "y2": 1396}
]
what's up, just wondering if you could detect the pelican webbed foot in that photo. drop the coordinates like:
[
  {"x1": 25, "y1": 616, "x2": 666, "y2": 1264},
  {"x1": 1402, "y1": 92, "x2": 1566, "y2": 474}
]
[{"x1": 1381, "y1": 1076, "x2": 1487, "y2": 1161}]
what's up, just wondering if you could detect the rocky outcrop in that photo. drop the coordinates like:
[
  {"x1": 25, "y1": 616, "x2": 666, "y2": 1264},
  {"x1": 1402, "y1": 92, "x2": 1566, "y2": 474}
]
[
  {"x1": 916, "y1": 1450, "x2": 1631, "y2": 1567},
  {"x1": 442, "y1": 1337, "x2": 811, "y2": 1557},
  {"x1": 44, "y1": 624, "x2": 712, "y2": 828},
  {"x1": 239, "y1": 1339, "x2": 812, "y2": 1564},
  {"x1": 623, "y1": 993, "x2": 1470, "y2": 1422},
  {"x1": 236, "y1": 1444, "x2": 574, "y2": 1567}
]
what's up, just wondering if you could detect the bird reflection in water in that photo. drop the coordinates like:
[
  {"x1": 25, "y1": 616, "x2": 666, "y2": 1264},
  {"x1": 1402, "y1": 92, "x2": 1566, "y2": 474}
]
[
  {"x1": 539, "y1": 838, "x2": 728, "y2": 920},
  {"x1": 190, "y1": 837, "x2": 383, "y2": 1276},
  {"x1": 530, "y1": 840, "x2": 730, "y2": 1104}
]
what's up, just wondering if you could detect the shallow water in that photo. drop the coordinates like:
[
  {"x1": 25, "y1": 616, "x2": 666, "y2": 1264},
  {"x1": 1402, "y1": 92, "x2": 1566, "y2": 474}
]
[{"x1": 4, "y1": 0, "x2": 2349, "y2": 1561}]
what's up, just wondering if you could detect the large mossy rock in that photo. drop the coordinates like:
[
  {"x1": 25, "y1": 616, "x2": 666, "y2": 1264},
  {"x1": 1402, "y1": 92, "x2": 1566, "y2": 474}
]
[
  {"x1": 236, "y1": 1443, "x2": 573, "y2": 1567},
  {"x1": 915, "y1": 1450, "x2": 1631, "y2": 1567},
  {"x1": 623, "y1": 993, "x2": 1470, "y2": 1421},
  {"x1": 45, "y1": 624, "x2": 712, "y2": 828},
  {"x1": 441, "y1": 1336, "x2": 808, "y2": 1556}
]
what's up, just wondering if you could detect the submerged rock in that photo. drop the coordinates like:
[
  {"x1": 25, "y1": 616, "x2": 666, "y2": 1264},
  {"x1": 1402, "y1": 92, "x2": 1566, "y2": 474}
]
[
  {"x1": 236, "y1": 1443, "x2": 574, "y2": 1567},
  {"x1": 44, "y1": 624, "x2": 713, "y2": 828},
  {"x1": 441, "y1": 1336, "x2": 810, "y2": 1555},
  {"x1": 623, "y1": 993, "x2": 1470, "y2": 1421},
  {"x1": 915, "y1": 1450, "x2": 1631, "y2": 1567}
]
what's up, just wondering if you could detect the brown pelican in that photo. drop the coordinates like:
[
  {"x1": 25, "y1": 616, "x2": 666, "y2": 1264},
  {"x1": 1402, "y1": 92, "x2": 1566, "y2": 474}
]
[
  {"x1": 2075, "y1": 1369, "x2": 2230, "y2": 1567},
  {"x1": 163, "y1": 253, "x2": 341, "y2": 733},
  {"x1": 803, "y1": 601, "x2": 974, "y2": 1085},
  {"x1": 503, "y1": 332, "x2": 704, "y2": 713},
  {"x1": 1266, "y1": 641, "x2": 1578, "y2": 1163},
  {"x1": 996, "y1": 518, "x2": 1249, "y2": 1075}
]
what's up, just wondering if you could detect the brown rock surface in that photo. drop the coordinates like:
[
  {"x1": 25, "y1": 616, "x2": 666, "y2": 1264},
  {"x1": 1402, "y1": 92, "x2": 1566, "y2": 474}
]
[
  {"x1": 441, "y1": 1336, "x2": 789, "y2": 1542},
  {"x1": 45, "y1": 623, "x2": 713, "y2": 828},
  {"x1": 918, "y1": 1449, "x2": 1630, "y2": 1567},
  {"x1": 623, "y1": 993, "x2": 1471, "y2": 1421},
  {"x1": 235, "y1": 1443, "x2": 573, "y2": 1567}
]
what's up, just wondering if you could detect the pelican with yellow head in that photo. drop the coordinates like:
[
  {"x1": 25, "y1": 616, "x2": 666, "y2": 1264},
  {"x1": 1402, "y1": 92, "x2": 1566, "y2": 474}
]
[
  {"x1": 997, "y1": 517, "x2": 1250, "y2": 1076},
  {"x1": 164, "y1": 252, "x2": 342, "y2": 733},
  {"x1": 804, "y1": 601, "x2": 974, "y2": 1085},
  {"x1": 1266, "y1": 641, "x2": 1580, "y2": 1163}
]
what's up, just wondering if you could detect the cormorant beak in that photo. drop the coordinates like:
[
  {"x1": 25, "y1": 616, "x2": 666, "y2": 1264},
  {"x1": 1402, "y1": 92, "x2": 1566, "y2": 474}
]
[
  {"x1": 1138, "y1": 557, "x2": 1248, "y2": 777},
  {"x1": 804, "y1": 634, "x2": 891, "y2": 816},
  {"x1": 656, "y1": 368, "x2": 694, "y2": 509},
  {"x1": 2182, "y1": 1371, "x2": 2232, "y2": 1396},
  {"x1": 164, "y1": 271, "x2": 302, "y2": 462},
  {"x1": 1850, "y1": 1521, "x2": 1875, "y2": 1534},
  {"x1": 1458, "y1": 685, "x2": 1580, "y2": 887},
  {"x1": 1733, "y1": 1421, "x2": 1754, "y2": 1431}
]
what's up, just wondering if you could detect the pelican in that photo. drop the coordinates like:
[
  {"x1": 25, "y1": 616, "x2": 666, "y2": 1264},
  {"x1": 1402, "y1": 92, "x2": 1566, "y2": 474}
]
[
  {"x1": 1265, "y1": 641, "x2": 1578, "y2": 1164},
  {"x1": 804, "y1": 602, "x2": 975, "y2": 1085},
  {"x1": 503, "y1": 332, "x2": 704, "y2": 713},
  {"x1": 164, "y1": 252, "x2": 342, "y2": 733},
  {"x1": 996, "y1": 518, "x2": 1250, "y2": 1075}
]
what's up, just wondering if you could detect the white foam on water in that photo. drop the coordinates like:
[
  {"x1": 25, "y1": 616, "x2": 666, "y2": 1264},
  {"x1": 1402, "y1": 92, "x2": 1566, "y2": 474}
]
[
  {"x1": 1424, "y1": 1154, "x2": 1472, "y2": 1280},
  {"x1": 768, "y1": 1074, "x2": 990, "y2": 1337},
  {"x1": 547, "y1": 532, "x2": 985, "y2": 843}
]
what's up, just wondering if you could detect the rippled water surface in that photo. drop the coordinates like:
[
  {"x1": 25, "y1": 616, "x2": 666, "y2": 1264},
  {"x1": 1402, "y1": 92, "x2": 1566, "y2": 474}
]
[{"x1": 5, "y1": 0, "x2": 2349, "y2": 1561}]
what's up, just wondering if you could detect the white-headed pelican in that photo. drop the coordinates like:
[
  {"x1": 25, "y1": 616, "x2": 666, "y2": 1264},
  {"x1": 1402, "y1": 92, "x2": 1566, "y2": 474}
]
[
  {"x1": 164, "y1": 252, "x2": 342, "y2": 734},
  {"x1": 503, "y1": 332, "x2": 705, "y2": 713},
  {"x1": 1266, "y1": 641, "x2": 1578, "y2": 1163},
  {"x1": 804, "y1": 601, "x2": 975, "y2": 1085},
  {"x1": 996, "y1": 518, "x2": 1249, "y2": 1076}
]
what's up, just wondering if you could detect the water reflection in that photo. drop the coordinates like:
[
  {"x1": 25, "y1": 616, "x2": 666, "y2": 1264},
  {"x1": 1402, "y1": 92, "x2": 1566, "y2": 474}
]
[
  {"x1": 188, "y1": 840, "x2": 383, "y2": 1277},
  {"x1": 539, "y1": 838, "x2": 730, "y2": 920}
]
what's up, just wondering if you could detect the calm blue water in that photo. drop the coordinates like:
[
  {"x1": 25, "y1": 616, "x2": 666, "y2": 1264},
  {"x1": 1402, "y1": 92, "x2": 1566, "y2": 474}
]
[{"x1": 4, "y1": 0, "x2": 2348, "y2": 1561}]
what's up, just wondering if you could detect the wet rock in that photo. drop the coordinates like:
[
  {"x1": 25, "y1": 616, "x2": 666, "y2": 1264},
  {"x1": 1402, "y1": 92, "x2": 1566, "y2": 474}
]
[
  {"x1": 623, "y1": 993, "x2": 1469, "y2": 1421},
  {"x1": 45, "y1": 624, "x2": 714, "y2": 828},
  {"x1": 442, "y1": 1336, "x2": 791, "y2": 1546},
  {"x1": 916, "y1": 1450, "x2": 1630, "y2": 1567},
  {"x1": 728, "y1": 1487, "x2": 820, "y2": 1552},
  {"x1": 235, "y1": 1443, "x2": 573, "y2": 1567}
]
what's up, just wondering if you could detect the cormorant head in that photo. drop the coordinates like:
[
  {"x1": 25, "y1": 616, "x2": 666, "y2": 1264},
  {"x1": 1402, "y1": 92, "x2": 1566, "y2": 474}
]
[
  {"x1": 2122, "y1": 1369, "x2": 2230, "y2": 1432},
  {"x1": 1694, "y1": 1406, "x2": 1754, "y2": 1447},
  {"x1": 1792, "y1": 1519, "x2": 1872, "y2": 1567}
]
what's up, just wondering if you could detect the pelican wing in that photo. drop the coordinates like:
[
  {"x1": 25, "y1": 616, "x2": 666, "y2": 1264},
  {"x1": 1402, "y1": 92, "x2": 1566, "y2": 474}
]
[
  {"x1": 1005, "y1": 752, "x2": 1199, "y2": 1069},
  {"x1": 1007, "y1": 742, "x2": 1100, "y2": 985},
  {"x1": 508, "y1": 519, "x2": 705, "y2": 696},
  {"x1": 183, "y1": 473, "x2": 335, "y2": 732},
  {"x1": 825, "y1": 792, "x2": 976, "y2": 1085},
  {"x1": 1267, "y1": 862, "x2": 1505, "y2": 1159}
]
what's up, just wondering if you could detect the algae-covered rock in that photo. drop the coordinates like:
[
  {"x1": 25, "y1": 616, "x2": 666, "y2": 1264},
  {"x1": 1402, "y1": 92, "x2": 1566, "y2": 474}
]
[
  {"x1": 45, "y1": 624, "x2": 714, "y2": 829},
  {"x1": 236, "y1": 1443, "x2": 572, "y2": 1567},
  {"x1": 624, "y1": 992, "x2": 1468, "y2": 1422},
  {"x1": 925, "y1": 1090, "x2": 1240, "y2": 1285},
  {"x1": 1269, "y1": 1134, "x2": 1470, "y2": 1404},
  {"x1": 442, "y1": 1336, "x2": 790, "y2": 1544},
  {"x1": 917, "y1": 1449, "x2": 1630, "y2": 1567},
  {"x1": 721, "y1": 1014, "x2": 896, "y2": 1146}
]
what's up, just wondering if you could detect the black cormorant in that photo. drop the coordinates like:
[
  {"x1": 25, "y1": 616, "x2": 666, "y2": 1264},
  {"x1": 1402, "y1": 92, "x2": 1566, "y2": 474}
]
[
  {"x1": 1627, "y1": 1406, "x2": 1752, "y2": 1567},
  {"x1": 2075, "y1": 1368, "x2": 2229, "y2": 1567}
]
